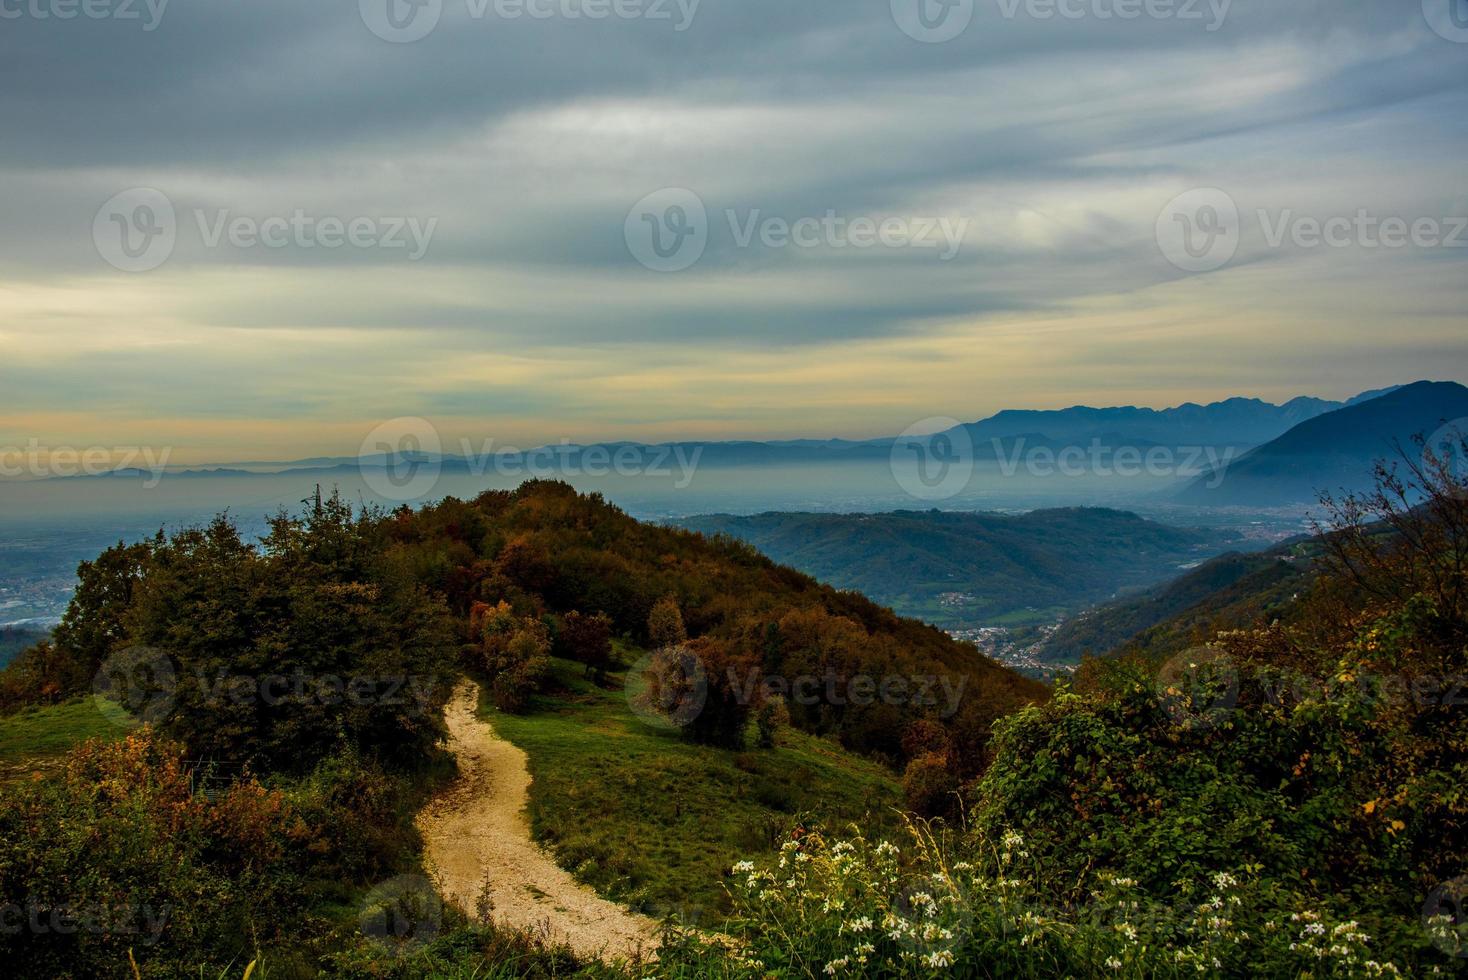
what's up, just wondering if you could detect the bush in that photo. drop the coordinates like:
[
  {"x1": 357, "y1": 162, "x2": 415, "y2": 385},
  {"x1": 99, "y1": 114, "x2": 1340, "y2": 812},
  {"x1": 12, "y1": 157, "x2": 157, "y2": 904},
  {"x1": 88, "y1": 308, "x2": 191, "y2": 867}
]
[
  {"x1": 0, "y1": 729, "x2": 306, "y2": 977},
  {"x1": 647, "y1": 595, "x2": 687, "y2": 649},
  {"x1": 901, "y1": 752, "x2": 958, "y2": 818},
  {"x1": 658, "y1": 824, "x2": 1420, "y2": 978},
  {"x1": 753, "y1": 696, "x2": 789, "y2": 749},
  {"x1": 0, "y1": 641, "x2": 94, "y2": 712},
  {"x1": 471, "y1": 601, "x2": 552, "y2": 713}
]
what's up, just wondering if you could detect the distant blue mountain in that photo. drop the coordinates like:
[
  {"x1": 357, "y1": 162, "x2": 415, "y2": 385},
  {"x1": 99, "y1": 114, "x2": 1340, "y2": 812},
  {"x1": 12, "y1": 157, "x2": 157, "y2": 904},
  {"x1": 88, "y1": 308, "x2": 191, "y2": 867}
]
[
  {"x1": 40, "y1": 385, "x2": 1415, "y2": 481},
  {"x1": 1178, "y1": 381, "x2": 1468, "y2": 506},
  {"x1": 951, "y1": 394, "x2": 1369, "y2": 450}
]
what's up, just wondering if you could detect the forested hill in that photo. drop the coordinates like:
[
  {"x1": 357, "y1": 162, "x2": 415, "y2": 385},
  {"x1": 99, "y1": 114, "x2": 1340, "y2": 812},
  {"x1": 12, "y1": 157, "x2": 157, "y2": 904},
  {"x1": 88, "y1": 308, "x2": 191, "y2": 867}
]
[
  {"x1": 675, "y1": 508, "x2": 1235, "y2": 626},
  {"x1": 400, "y1": 482, "x2": 1046, "y2": 759},
  {"x1": 0, "y1": 627, "x2": 46, "y2": 670},
  {"x1": 1043, "y1": 544, "x2": 1311, "y2": 665}
]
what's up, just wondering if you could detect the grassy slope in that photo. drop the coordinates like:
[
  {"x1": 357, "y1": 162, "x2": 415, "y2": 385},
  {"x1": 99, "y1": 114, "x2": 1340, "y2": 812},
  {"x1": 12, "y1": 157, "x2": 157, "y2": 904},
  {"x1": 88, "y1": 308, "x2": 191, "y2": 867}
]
[
  {"x1": 481, "y1": 656, "x2": 903, "y2": 921},
  {"x1": 0, "y1": 698, "x2": 134, "y2": 783}
]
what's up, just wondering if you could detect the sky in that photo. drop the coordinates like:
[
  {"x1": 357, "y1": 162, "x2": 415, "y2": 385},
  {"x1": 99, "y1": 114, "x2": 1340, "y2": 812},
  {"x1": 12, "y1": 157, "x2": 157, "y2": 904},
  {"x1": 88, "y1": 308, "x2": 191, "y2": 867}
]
[{"x1": 1, "y1": 0, "x2": 1466, "y2": 464}]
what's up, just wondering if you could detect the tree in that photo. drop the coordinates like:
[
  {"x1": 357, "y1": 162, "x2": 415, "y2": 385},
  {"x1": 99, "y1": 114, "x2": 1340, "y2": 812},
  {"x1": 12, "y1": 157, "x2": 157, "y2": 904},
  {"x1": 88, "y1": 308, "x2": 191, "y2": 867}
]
[
  {"x1": 51, "y1": 537, "x2": 154, "y2": 673},
  {"x1": 84, "y1": 496, "x2": 456, "y2": 770},
  {"x1": 754, "y1": 695, "x2": 789, "y2": 749},
  {"x1": 559, "y1": 610, "x2": 613, "y2": 684},
  {"x1": 472, "y1": 601, "x2": 551, "y2": 713},
  {"x1": 647, "y1": 594, "x2": 687, "y2": 649},
  {"x1": 684, "y1": 637, "x2": 756, "y2": 749}
]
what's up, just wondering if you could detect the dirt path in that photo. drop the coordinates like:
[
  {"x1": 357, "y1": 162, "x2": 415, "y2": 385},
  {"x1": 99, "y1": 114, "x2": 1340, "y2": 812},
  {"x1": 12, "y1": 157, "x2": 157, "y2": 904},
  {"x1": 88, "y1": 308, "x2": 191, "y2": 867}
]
[{"x1": 416, "y1": 681, "x2": 660, "y2": 963}]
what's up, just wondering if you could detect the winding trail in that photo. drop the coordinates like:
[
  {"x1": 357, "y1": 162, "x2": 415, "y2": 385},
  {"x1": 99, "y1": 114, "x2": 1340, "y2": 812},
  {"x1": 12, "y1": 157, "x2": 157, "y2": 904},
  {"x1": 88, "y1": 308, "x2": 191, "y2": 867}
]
[{"x1": 416, "y1": 681, "x2": 659, "y2": 963}]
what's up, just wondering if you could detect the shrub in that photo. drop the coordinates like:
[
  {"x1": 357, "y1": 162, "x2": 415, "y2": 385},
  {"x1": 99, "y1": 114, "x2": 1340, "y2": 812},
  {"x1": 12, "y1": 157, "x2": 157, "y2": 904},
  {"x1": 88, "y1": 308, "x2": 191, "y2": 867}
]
[
  {"x1": 901, "y1": 752, "x2": 958, "y2": 818},
  {"x1": 472, "y1": 601, "x2": 552, "y2": 713},
  {"x1": 753, "y1": 695, "x2": 789, "y2": 749},
  {"x1": 647, "y1": 595, "x2": 687, "y2": 649},
  {"x1": 0, "y1": 729, "x2": 306, "y2": 977},
  {"x1": 900, "y1": 719, "x2": 949, "y2": 759},
  {"x1": 657, "y1": 824, "x2": 1419, "y2": 978}
]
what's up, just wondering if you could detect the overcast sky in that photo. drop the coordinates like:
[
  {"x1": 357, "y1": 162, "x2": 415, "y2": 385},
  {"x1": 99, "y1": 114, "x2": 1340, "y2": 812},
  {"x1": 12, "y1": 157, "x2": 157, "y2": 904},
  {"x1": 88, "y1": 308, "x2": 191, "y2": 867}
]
[{"x1": 1, "y1": 0, "x2": 1465, "y2": 461}]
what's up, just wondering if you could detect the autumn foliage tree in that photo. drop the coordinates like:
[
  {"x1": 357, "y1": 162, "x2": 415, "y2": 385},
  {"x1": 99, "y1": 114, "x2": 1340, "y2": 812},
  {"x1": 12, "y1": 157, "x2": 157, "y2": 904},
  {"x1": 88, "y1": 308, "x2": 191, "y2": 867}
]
[
  {"x1": 470, "y1": 600, "x2": 552, "y2": 712},
  {"x1": 558, "y1": 610, "x2": 614, "y2": 684},
  {"x1": 647, "y1": 594, "x2": 687, "y2": 649}
]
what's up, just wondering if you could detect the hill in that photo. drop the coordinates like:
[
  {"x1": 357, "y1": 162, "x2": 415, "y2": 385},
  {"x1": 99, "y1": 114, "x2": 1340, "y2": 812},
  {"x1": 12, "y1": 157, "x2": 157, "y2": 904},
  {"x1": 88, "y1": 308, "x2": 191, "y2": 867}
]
[
  {"x1": 0, "y1": 626, "x2": 47, "y2": 669},
  {"x1": 675, "y1": 508, "x2": 1236, "y2": 627},
  {"x1": 2, "y1": 467, "x2": 1466, "y2": 977},
  {"x1": 405, "y1": 483, "x2": 1047, "y2": 761},
  {"x1": 0, "y1": 480, "x2": 1041, "y2": 975},
  {"x1": 1179, "y1": 380, "x2": 1468, "y2": 506},
  {"x1": 1042, "y1": 545, "x2": 1311, "y2": 665}
]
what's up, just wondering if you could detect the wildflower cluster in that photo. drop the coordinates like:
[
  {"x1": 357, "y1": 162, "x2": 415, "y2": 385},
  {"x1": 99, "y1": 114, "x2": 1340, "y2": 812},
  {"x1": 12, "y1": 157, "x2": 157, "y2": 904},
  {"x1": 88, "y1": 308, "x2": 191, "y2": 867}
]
[
  {"x1": 654, "y1": 823, "x2": 1420, "y2": 979},
  {"x1": 719, "y1": 824, "x2": 972, "y2": 977}
]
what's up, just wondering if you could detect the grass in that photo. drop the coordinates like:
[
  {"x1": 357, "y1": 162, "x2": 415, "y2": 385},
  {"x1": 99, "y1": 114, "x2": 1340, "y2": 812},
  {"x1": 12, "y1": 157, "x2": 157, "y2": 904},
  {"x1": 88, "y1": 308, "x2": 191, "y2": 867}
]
[
  {"x1": 480, "y1": 653, "x2": 904, "y2": 922},
  {"x1": 0, "y1": 697, "x2": 134, "y2": 782}
]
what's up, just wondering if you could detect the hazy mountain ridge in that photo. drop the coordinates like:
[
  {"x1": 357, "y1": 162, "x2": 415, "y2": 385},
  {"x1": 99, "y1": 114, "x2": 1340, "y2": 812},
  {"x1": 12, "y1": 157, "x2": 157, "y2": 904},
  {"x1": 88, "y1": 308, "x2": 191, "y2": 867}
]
[
  {"x1": 1180, "y1": 380, "x2": 1468, "y2": 506},
  {"x1": 41, "y1": 386, "x2": 1409, "y2": 481},
  {"x1": 955, "y1": 394, "x2": 1349, "y2": 448}
]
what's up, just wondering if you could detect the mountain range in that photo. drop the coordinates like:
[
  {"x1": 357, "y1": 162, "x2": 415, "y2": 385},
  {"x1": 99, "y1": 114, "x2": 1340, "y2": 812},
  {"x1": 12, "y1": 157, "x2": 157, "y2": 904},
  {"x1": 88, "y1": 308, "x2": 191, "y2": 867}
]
[
  {"x1": 58, "y1": 384, "x2": 1408, "y2": 476},
  {"x1": 1178, "y1": 380, "x2": 1468, "y2": 506},
  {"x1": 945, "y1": 386, "x2": 1400, "y2": 450},
  {"x1": 29, "y1": 380, "x2": 1466, "y2": 515}
]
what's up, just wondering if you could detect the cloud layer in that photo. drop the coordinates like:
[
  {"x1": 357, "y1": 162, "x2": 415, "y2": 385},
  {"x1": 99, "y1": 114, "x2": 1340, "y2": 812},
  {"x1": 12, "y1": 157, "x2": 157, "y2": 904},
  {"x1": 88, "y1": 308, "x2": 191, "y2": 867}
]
[{"x1": 1, "y1": 0, "x2": 1465, "y2": 459}]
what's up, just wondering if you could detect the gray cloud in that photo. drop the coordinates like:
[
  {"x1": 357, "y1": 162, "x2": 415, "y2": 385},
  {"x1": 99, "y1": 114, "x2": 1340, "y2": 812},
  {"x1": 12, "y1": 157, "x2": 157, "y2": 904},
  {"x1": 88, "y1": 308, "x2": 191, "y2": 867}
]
[{"x1": 0, "y1": 0, "x2": 1464, "y2": 433}]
